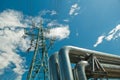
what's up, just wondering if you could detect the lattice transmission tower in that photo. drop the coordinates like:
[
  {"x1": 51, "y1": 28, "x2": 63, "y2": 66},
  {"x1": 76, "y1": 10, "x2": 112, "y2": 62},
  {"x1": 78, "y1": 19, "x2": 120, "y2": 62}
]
[{"x1": 26, "y1": 21, "x2": 55, "y2": 80}]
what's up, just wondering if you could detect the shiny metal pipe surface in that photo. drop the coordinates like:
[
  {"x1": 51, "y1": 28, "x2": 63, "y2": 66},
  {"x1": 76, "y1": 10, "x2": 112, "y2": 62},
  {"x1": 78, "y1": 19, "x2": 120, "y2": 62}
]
[
  {"x1": 76, "y1": 61, "x2": 88, "y2": 80},
  {"x1": 65, "y1": 46, "x2": 120, "y2": 64},
  {"x1": 49, "y1": 52, "x2": 60, "y2": 80},
  {"x1": 49, "y1": 46, "x2": 120, "y2": 80},
  {"x1": 58, "y1": 46, "x2": 120, "y2": 79},
  {"x1": 58, "y1": 47, "x2": 74, "y2": 80}
]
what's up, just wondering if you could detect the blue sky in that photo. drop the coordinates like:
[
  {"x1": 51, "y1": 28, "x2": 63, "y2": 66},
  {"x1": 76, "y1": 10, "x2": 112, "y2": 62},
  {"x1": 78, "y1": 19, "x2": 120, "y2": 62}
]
[{"x1": 0, "y1": 0, "x2": 120, "y2": 80}]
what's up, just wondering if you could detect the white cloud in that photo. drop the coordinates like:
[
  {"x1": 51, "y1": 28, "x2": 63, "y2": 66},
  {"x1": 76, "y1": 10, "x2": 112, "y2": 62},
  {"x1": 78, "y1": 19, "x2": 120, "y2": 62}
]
[
  {"x1": 47, "y1": 20, "x2": 58, "y2": 27},
  {"x1": 69, "y1": 3, "x2": 80, "y2": 16},
  {"x1": 106, "y1": 25, "x2": 120, "y2": 41},
  {"x1": 45, "y1": 26, "x2": 70, "y2": 40},
  {"x1": 94, "y1": 24, "x2": 120, "y2": 47},
  {"x1": 25, "y1": 10, "x2": 57, "y2": 28},
  {"x1": 50, "y1": 10, "x2": 57, "y2": 15},
  {"x1": 40, "y1": 10, "x2": 57, "y2": 16},
  {"x1": 63, "y1": 19, "x2": 69, "y2": 22},
  {"x1": 46, "y1": 20, "x2": 70, "y2": 40},
  {"x1": 94, "y1": 35, "x2": 105, "y2": 47},
  {"x1": 0, "y1": 9, "x2": 26, "y2": 28},
  {"x1": 0, "y1": 9, "x2": 29, "y2": 80}
]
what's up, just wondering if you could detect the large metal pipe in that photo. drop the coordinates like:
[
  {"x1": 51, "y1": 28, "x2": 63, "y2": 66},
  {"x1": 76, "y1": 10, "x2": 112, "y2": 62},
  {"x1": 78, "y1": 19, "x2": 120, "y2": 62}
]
[
  {"x1": 58, "y1": 46, "x2": 120, "y2": 79},
  {"x1": 49, "y1": 52, "x2": 60, "y2": 80},
  {"x1": 66, "y1": 46, "x2": 120, "y2": 65},
  {"x1": 58, "y1": 47, "x2": 74, "y2": 80},
  {"x1": 76, "y1": 61, "x2": 88, "y2": 80},
  {"x1": 49, "y1": 46, "x2": 120, "y2": 80}
]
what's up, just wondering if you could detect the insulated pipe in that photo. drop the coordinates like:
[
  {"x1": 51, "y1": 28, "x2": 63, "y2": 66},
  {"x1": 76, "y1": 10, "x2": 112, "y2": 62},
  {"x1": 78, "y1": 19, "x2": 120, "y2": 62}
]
[
  {"x1": 60, "y1": 46, "x2": 120, "y2": 64},
  {"x1": 76, "y1": 61, "x2": 88, "y2": 80},
  {"x1": 58, "y1": 46, "x2": 120, "y2": 79},
  {"x1": 58, "y1": 47, "x2": 74, "y2": 80},
  {"x1": 49, "y1": 52, "x2": 60, "y2": 80}
]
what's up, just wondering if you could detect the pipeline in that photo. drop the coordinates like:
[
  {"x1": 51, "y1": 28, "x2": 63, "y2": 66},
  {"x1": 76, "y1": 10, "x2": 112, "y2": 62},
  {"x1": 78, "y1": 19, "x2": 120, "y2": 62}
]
[{"x1": 49, "y1": 46, "x2": 120, "y2": 80}]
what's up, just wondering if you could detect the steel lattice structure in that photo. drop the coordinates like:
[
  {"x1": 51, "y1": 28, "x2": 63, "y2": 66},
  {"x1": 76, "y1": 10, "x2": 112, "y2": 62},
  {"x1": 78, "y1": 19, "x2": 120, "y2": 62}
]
[{"x1": 26, "y1": 21, "x2": 54, "y2": 80}]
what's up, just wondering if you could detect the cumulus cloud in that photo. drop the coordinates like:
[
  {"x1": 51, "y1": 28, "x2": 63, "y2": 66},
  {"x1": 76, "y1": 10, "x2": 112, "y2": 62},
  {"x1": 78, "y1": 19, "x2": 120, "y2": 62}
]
[
  {"x1": 45, "y1": 26, "x2": 70, "y2": 40},
  {"x1": 46, "y1": 20, "x2": 70, "y2": 40},
  {"x1": 0, "y1": 9, "x2": 26, "y2": 28},
  {"x1": 69, "y1": 3, "x2": 80, "y2": 16},
  {"x1": 94, "y1": 24, "x2": 120, "y2": 47},
  {"x1": 0, "y1": 9, "x2": 29, "y2": 80}
]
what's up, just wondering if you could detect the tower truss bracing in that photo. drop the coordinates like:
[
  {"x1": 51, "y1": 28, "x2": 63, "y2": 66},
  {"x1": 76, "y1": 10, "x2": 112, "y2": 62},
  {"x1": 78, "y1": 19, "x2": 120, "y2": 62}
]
[{"x1": 26, "y1": 22, "x2": 54, "y2": 80}]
